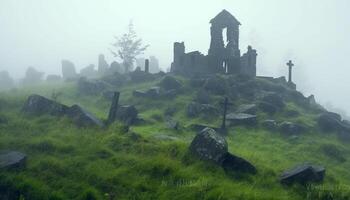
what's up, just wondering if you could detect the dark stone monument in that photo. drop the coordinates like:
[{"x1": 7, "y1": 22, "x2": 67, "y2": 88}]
[
  {"x1": 286, "y1": 60, "x2": 296, "y2": 89},
  {"x1": 145, "y1": 59, "x2": 150, "y2": 73},
  {"x1": 107, "y1": 92, "x2": 120, "y2": 125},
  {"x1": 98, "y1": 54, "x2": 109, "y2": 74},
  {"x1": 61, "y1": 60, "x2": 77, "y2": 80}
]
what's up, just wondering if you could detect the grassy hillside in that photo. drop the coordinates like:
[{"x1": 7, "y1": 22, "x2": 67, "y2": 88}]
[{"x1": 1, "y1": 75, "x2": 350, "y2": 200}]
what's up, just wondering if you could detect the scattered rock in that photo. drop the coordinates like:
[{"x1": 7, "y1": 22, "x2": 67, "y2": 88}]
[
  {"x1": 203, "y1": 76, "x2": 227, "y2": 95},
  {"x1": 226, "y1": 113, "x2": 257, "y2": 126},
  {"x1": 189, "y1": 128, "x2": 257, "y2": 174},
  {"x1": 153, "y1": 135, "x2": 179, "y2": 141},
  {"x1": 236, "y1": 104, "x2": 257, "y2": 115},
  {"x1": 159, "y1": 76, "x2": 182, "y2": 91},
  {"x1": 262, "y1": 120, "x2": 278, "y2": 131},
  {"x1": 318, "y1": 112, "x2": 343, "y2": 132},
  {"x1": 187, "y1": 102, "x2": 219, "y2": 117},
  {"x1": 190, "y1": 127, "x2": 228, "y2": 164},
  {"x1": 262, "y1": 93, "x2": 285, "y2": 109},
  {"x1": 194, "y1": 90, "x2": 211, "y2": 104},
  {"x1": 0, "y1": 151, "x2": 27, "y2": 170},
  {"x1": 66, "y1": 105, "x2": 104, "y2": 127},
  {"x1": 165, "y1": 116, "x2": 180, "y2": 130},
  {"x1": 279, "y1": 122, "x2": 306, "y2": 135},
  {"x1": 116, "y1": 105, "x2": 138, "y2": 125},
  {"x1": 258, "y1": 102, "x2": 277, "y2": 115},
  {"x1": 22, "y1": 94, "x2": 68, "y2": 116},
  {"x1": 77, "y1": 77, "x2": 108, "y2": 95},
  {"x1": 280, "y1": 164, "x2": 325, "y2": 185},
  {"x1": 221, "y1": 152, "x2": 257, "y2": 174}
]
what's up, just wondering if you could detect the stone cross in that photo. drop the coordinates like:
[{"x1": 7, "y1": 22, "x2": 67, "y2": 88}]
[
  {"x1": 286, "y1": 60, "x2": 294, "y2": 83},
  {"x1": 145, "y1": 59, "x2": 150, "y2": 73},
  {"x1": 107, "y1": 91, "x2": 120, "y2": 125},
  {"x1": 220, "y1": 97, "x2": 233, "y2": 130}
]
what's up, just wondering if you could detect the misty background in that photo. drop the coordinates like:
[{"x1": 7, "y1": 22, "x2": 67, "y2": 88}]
[{"x1": 0, "y1": 0, "x2": 349, "y2": 116}]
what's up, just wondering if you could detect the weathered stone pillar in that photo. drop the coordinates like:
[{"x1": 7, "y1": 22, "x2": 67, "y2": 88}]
[
  {"x1": 145, "y1": 59, "x2": 149, "y2": 73},
  {"x1": 107, "y1": 92, "x2": 120, "y2": 125}
]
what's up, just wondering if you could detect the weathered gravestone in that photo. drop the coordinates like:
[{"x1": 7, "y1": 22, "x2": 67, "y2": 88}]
[
  {"x1": 61, "y1": 60, "x2": 77, "y2": 80},
  {"x1": 280, "y1": 164, "x2": 325, "y2": 185},
  {"x1": 107, "y1": 92, "x2": 120, "y2": 125},
  {"x1": 22, "y1": 94, "x2": 68, "y2": 116},
  {"x1": 0, "y1": 151, "x2": 27, "y2": 170},
  {"x1": 66, "y1": 105, "x2": 104, "y2": 127}
]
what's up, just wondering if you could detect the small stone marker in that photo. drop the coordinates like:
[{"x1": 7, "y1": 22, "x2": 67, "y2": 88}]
[
  {"x1": 107, "y1": 92, "x2": 120, "y2": 125},
  {"x1": 220, "y1": 97, "x2": 233, "y2": 130}
]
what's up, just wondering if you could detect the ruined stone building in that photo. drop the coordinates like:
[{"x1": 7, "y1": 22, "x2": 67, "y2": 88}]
[{"x1": 171, "y1": 10, "x2": 257, "y2": 77}]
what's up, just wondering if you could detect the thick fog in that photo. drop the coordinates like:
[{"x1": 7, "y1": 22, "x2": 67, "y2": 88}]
[{"x1": 0, "y1": 0, "x2": 350, "y2": 116}]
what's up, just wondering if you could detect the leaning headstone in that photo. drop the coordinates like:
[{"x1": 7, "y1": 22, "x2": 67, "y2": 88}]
[
  {"x1": 61, "y1": 60, "x2": 77, "y2": 80},
  {"x1": 0, "y1": 151, "x2": 26, "y2": 170},
  {"x1": 189, "y1": 127, "x2": 228, "y2": 164},
  {"x1": 280, "y1": 164, "x2": 325, "y2": 185},
  {"x1": 107, "y1": 92, "x2": 120, "y2": 125},
  {"x1": 66, "y1": 105, "x2": 104, "y2": 127},
  {"x1": 22, "y1": 94, "x2": 68, "y2": 116},
  {"x1": 145, "y1": 59, "x2": 150, "y2": 73}
]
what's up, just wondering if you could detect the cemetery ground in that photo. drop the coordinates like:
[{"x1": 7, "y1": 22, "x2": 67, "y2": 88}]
[{"x1": 1, "y1": 77, "x2": 350, "y2": 200}]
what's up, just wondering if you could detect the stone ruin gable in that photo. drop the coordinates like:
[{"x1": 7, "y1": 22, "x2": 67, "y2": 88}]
[{"x1": 171, "y1": 10, "x2": 257, "y2": 77}]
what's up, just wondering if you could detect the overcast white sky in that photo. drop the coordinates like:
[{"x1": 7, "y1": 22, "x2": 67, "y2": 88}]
[{"x1": 0, "y1": 0, "x2": 350, "y2": 115}]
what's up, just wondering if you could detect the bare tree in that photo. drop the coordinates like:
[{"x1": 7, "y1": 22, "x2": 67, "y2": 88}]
[{"x1": 111, "y1": 21, "x2": 149, "y2": 73}]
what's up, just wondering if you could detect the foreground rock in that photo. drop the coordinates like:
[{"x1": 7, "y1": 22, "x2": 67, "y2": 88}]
[
  {"x1": 226, "y1": 113, "x2": 257, "y2": 126},
  {"x1": 318, "y1": 112, "x2": 343, "y2": 132},
  {"x1": 280, "y1": 164, "x2": 325, "y2": 185},
  {"x1": 22, "y1": 94, "x2": 68, "y2": 116},
  {"x1": 221, "y1": 152, "x2": 257, "y2": 174},
  {"x1": 190, "y1": 128, "x2": 228, "y2": 164},
  {"x1": 0, "y1": 151, "x2": 26, "y2": 170},
  {"x1": 66, "y1": 105, "x2": 104, "y2": 127},
  {"x1": 190, "y1": 128, "x2": 256, "y2": 174}
]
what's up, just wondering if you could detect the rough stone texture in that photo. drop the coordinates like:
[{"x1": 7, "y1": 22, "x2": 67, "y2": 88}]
[
  {"x1": 159, "y1": 76, "x2": 182, "y2": 91},
  {"x1": 236, "y1": 104, "x2": 257, "y2": 115},
  {"x1": 258, "y1": 102, "x2": 277, "y2": 115},
  {"x1": 226, "y1": 113, "x2": 257, "y2": 126},
  {"x1": 318, "y1": 112, "x2": 343, "y2": 132},
  {"x1": 221, "y1": 152, "x2": 257, "y2": 174},
  {"x1": 66, "y1": 105, "x2": 104, "y2": 127},
  {"x1": 203, "y1": 76, "x2": 227, "y2": 95},
  {"x1": 61, "y1": 60, "x2": 77, "y2": 80},
  {"x1": 165, "y1": 116, "x2": 179, "y2": 130},
  {"x1": 77, "y1": 77, "x2": 108, "y2": 95},
  {"x1": 280, "y1": 164, "x2": 325, "y2": 185},
  {"x1": 22, "y1": 94, "x2": 68, "y2": 116},
  {"x1": 187, "y1": 102, "x2": 219, "y2": 117},
  {"x1": 262, "y1": 120, "x2": 278, "y2": 131},
  {"x1": 262, "y1": 93, "x2": 285, "y2": 109},
  {"x1": 0, "y1": 151, "x2": 26, "y2": 169},
  {"x1": 116, "y1": 105, "x2": 138, "y2": 125},
  {"x1": 279, "y1": 122, "x2": 306, "y2": 135},
  {"x1": 190, "y1": 128, "x2": 228, "y2": 164}
]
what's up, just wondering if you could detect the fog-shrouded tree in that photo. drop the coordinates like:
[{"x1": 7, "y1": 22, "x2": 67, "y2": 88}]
[{"x1": 111, "y1": 21, "x2": 149, "y2": 73}]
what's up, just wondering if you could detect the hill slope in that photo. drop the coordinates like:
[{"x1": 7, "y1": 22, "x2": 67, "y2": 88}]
[{"x1": 1, "y1": 74, "x2": 350, "y2": 200}]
